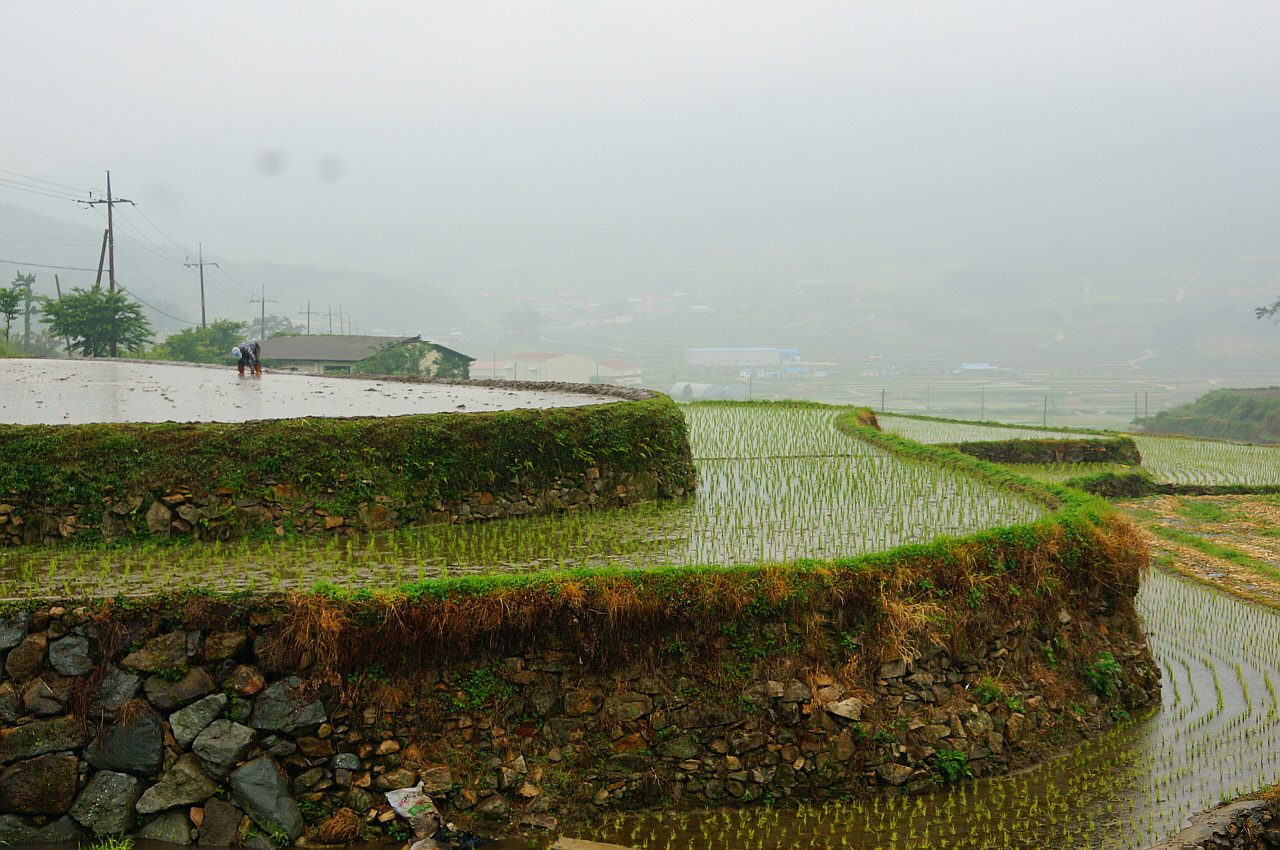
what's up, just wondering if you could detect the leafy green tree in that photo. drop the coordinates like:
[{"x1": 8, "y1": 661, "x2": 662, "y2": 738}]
[
  {"x1": 248, "y1": 314, "x2": 303, "y2": 340},
  {"x1": 358, "y1": 339, "x2": 426, "y2": 375},
  {"x1": 150, "y1": 319, "x2": 248, "y2": 363},
  {"x1": 0, "y1": 285, "x2": 20, "y2": 342},
  {"x1": 0, "y1": 273, "x2": 36, "y2": 344},
  {"x1": 40, "y1": 285, "x2": 153, "y2": 357}
]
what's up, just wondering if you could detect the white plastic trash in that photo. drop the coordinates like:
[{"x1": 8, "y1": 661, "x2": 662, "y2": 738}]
[{"x1": 385, "y1": 782, "x2": 444, "y2": 839}]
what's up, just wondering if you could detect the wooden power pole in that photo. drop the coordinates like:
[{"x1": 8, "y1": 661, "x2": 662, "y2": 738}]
[{"x1": 184, "y1": 244, "x2": 218, "y2": 329}]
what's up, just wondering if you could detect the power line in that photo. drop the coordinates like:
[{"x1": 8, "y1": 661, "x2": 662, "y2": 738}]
[
  {"x1": 0, "y1": 178, "x2": 84, "y2": 202},
  {"x1": 0, "y1": 138, "x2": 101, "y2": 171},
  {"x1": 0, "y1": 258, "x2": 101, "y2": 272},
  {"x1": 130, "y1": 205, "x2": 195, "y2": 259},
  {"x1": 0, "y1": 168, "x2": 90, "y2": 194}
]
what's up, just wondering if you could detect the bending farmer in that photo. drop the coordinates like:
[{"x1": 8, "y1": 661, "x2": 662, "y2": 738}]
[{"x1": 232, "y1": 341, "x2": 262, "y2": 376}]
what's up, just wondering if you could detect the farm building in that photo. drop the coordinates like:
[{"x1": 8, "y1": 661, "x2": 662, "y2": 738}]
[{"x1": 258, "y1": 334, "x2": 473, "y2": 378}]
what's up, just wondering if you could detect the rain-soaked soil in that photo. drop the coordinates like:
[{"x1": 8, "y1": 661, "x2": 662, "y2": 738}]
[
  {"x1": 1116, "y1": 493, "x2": 1280, "y2": 606},
  {"x1": 0, "y1": 358, "x2": 621, "y2": 425}
]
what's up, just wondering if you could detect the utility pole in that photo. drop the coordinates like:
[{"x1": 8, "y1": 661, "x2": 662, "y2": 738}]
[
  {"x1": 184, "y1": 244, "x2": 218, "y2": 329},
  {"x1": 328, "y1": 305, "x2": 334, "y2": 335},
  {"x1": 250, "y1": 286, "x2": 278, "y2": 340},
  {"x1": 299, "y1": 301, "x2": 322, "y2": 335},
  {"x1": 83, "y1": 172, "x2": 133, "y2": 294},
  {"x1": 94, "y1": 229, "x2": 108, "y2": 288}
]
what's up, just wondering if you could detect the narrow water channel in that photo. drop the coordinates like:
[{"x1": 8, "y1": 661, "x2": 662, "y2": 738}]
[{"x1": 586, "y1": 569, "x2": 1280, "y2": 849}]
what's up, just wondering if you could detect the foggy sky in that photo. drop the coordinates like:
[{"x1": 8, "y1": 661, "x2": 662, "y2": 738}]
[{"x1": 3, "y1": 1, "x2": 1280, "y2": 326}]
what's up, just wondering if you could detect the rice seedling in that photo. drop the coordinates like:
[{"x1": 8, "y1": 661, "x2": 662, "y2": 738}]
[
  {"x1": 585, "y1": 571, "x2": 1280, "y2": 849},
  {"x1": 0, "y1": 406, "x2": 1046, "y2": 597}
]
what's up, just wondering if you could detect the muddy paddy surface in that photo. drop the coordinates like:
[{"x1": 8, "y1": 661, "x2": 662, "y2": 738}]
[{"x1": 0, "y1": 358, "x2": 615, "y2": 425}]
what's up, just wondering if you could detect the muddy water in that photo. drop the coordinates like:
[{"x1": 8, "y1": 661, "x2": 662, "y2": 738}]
[
  {"x1": 583, "y1": 570, "x2": 1280, "y2": 850},
  {"x1": 0, "y1": 359, "x2": 615, "y2": 425}
]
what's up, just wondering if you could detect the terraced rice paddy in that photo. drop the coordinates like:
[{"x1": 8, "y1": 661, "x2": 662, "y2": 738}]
[
  {"x1": 1131, "y1": 434, "x2": 1280, "y2": 487},
  {"x1": 879, "y1": 414, "x2": 1280, "y2": 487},
  {"x1": 586, "y1": 570, "x2": 1280, "y2": 849},
  {"x1": 875, "y1": 416, "x2": 1108, "y2": 446},
  {"x1": 0, "y1": 406, "x2": 1046, "y2": 597}
]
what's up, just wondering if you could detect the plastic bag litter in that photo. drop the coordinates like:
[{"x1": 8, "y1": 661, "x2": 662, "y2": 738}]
[
  {"x1": 432, "y1": 825, "x2": 495, "y2": 850},
  {"x1": 385, "y1": 782, "x2": 445, "y2": 839}
]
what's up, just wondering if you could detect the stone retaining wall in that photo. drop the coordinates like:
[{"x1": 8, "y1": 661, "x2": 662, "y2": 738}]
[
  {"x1": 1, "y1": 464, "x2": 674, "y2": 547},
  {"x1": 0, "y1": 593, "x2": 1159, "y2": 846},
  {"x1": 0, "y1": 379, "x2": 695, "y2": 548}
]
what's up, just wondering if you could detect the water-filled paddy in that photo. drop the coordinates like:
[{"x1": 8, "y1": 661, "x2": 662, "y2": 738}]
[
  {"x1": 583, "y1": 570, "x2": 1280, "y2": 849},
  {"x1": 0, "y1": 358, "x2": 614, "y2": 424},
  {"x1": 880, "y1": 414, "x2": 1280, "y2": 487},
  {"x1": 0, "y1": 406, "x2": 1046, "y2": 596}
]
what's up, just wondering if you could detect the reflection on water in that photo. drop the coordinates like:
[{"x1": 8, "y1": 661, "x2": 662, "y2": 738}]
[
  {"x1": 0, "y1": 445, "x2": 1043, "y2": 598},
  {"x1": 584, "y1": 570, "x2": 1280, "y2": 849}
]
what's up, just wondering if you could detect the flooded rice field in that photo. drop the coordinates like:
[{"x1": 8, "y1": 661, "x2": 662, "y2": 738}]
[
  {"x1": 583, "y1": 570, "x2": 1280, "y2": 849},
  {"x1": 0, "y1": 406, "x2": 1047, "y2": 597},
  {"x1": 0, "y1": 358, "x2": 614, "y2": 425},
  {"x1": 880, "y1": 414, "x2": 1280, "y2": 488}
]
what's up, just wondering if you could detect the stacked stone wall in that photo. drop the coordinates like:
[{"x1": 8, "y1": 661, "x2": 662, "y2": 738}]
[
  {"x1": 0, "y1": 464, "x2": 674, "y2": 548},
  {"x1": 0, "y1": 594, "x2": 1158, "y2": 845}
]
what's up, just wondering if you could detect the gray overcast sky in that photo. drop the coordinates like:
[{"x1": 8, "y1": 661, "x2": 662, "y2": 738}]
[{"x1": 4, "y1": 2, "x2": 1280, "y2": 298}]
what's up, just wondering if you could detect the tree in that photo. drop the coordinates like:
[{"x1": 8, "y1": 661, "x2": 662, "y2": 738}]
[
  {"x1": 149, "y1": 319, "x2": 248, "y2": 363},
  {"x1": 0, "y1": 273, "x2": 36, "y2": 345},
  {"x1": 247, "y1": 314, "x2": 304, "y2": 340},
  {"x1": 1258, "y1": 298, "x2": 1280, "y2": 322},
  {"x1": 41, "y1": 286, "x2": 153, "y2": 357},
  {"x1": 359, "y1": 339, "x2": 425, "y2": 375},
  {"x1": 0, "y1": 284, "x2": 20, "y2": 342}
]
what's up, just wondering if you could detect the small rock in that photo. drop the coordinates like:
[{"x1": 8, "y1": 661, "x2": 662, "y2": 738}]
[
  {"x1": 475, "y1": 794, "x2": 511, "y2": 818},
  {"x1": 826, "y1": 697, "x2": 865, "y2": 721}
]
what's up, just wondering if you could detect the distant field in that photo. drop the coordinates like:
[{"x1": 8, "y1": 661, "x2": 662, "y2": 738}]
[{"x1": 880, "y1": 414, "x2": 1280, "y2": 487}]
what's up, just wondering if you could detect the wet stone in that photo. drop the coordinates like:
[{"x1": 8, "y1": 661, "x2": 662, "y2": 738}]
[
  {"x1": 170, "y1": 693, "x2": 229, "y2": 749},
  {"x1": 230, "y1": 757, "x2": 305, "y2": 842},
  {"x1": 121, "y1": 631, "x2": 187, "y2": 672},
  {"x1": 193, "y1": 719, "x2": 257, "y2": 780},
  {"x1": 144, "y1": 666, "x2": 215, "y2": 710},
  {"x1": 250, "y1": 676, "x2": 326, "y2": 735},
  {"x1": 198, "y1": 798, "x2": 243, "y2": 847},
  {"x1": 137, "y1": 753, "x2": 217, "y2": 815},
  {"x1": 86, "y1": 711, "x2": 164, "y2": 776},
  {"x1": 0, "y1": 613, "x2": 29, "y2": 651},
  {"x1": 5, "y1": 632, "x2": 47, "y2": 681},
  {"x1": 0, "y1": 814, "x2": 34, "y2": 845},
  {"x1": 69, "y1": 770, "x2": 142, "y2": 837},
  {"x1": 0, "y1": 752, "x2": 79, "y2": 814},
  {"x1": 88, "y1": 665, "x2": 141, "y2": 715},
  {"x1": 0, "y1": 715, "x2": 88, "y2": 763},
  {"x1": 136, "y1": 808, "x2": 193, "y2": 844},
  {"x1": 48, "y1": 635, "x2": 92, "y2": 677}
]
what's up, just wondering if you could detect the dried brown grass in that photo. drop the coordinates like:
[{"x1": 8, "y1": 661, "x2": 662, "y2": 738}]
[{"x1": 317, "y1": 808, "x2": 361, "y2": 844}]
